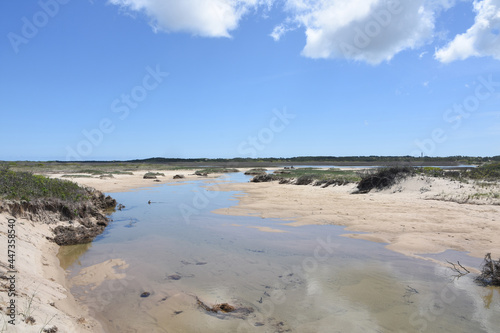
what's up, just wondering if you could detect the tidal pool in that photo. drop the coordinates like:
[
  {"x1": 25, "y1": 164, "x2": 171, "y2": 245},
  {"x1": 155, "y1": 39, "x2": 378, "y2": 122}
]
[{"x1": 59, "y1": 173, "x2": 500, "y2": 332}]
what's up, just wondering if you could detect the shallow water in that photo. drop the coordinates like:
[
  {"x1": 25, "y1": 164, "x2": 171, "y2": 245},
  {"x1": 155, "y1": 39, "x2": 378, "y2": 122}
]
[{"x1": 59, "y1": 173, "x2": 499, "y2": 332}]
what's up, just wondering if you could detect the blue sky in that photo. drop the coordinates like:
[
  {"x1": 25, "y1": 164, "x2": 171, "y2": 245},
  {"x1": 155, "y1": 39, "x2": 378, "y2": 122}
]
[{"x1": 1, "y1": 0, "x2": 499, "y2": 161}]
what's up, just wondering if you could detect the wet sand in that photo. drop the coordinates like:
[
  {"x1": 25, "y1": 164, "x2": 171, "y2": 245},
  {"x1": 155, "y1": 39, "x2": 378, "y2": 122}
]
[
  {"x1": 3, "y1": 170, "x2": 499, "y2": 332},
  {"x1": 0, "y1": 170, "x2": 229, "y2": 331},
  {"x1": 0, "y1": 213, "x2": 104, "y2": 332},
  {"x1": 61, "y1": 173, "x2": 500, "y2": 332},
  {"x1": 212, "y1": 175, "x2": 500, "y2": 262}
]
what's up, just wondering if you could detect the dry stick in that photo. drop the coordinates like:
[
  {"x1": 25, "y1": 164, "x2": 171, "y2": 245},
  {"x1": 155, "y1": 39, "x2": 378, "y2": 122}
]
[
  {"x1": 446, "y1": 260, "x2": 470, "y2": 275},
  {"x1": 457, "y1": 261, "x2": 470, "y2": 274},
  {"x1": 486, "y1": 253, "x2": 496, "y2": 277}
]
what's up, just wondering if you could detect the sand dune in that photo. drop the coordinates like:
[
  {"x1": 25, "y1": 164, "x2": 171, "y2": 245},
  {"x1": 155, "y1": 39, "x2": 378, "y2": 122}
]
[{"x1": 212, "y1": 175, "x2": 500, "y2": 261}]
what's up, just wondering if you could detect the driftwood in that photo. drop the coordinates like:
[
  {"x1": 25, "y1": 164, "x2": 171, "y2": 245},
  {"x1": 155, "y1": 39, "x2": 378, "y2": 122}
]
[
  {"x1": 446, "y1": 259, "x2": 470, "y2": 278},
  {"x1": 476, "y1": 253, "x2": 500, "y2": 286}
]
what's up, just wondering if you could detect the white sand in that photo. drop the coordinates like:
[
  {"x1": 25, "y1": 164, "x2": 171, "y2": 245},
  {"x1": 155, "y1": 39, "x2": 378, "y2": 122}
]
[
  {"x1": 2, "y1": 169, "x2": 499, "y2": 331},
  {"x1": 0, "y1": 169, "x2": 231, "y2": 331},
  {"x1": 44, "y1": 169, "x2": 216, "y2": 193},
  {"x1": 0, "y1": 214, "x2": 103, "y2": 332},
  {"x1": 212, "y1": 175, "x2": 500, "y2": 261}
]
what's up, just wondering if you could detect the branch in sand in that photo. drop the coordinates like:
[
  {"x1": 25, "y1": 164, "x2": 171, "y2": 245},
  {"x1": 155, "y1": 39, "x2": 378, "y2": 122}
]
[
  {"x1": 446, "y1": 259, "x2": 470, "y2": 278},
  {"x1": 475, "y1": 253, "x2": 500, "y2": 286}
]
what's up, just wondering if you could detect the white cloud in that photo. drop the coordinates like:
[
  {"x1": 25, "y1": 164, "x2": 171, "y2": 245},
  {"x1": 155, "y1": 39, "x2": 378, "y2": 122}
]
[
  {"x1": 270, "y1": 24, "x2": 288, "y2": 41},
  {"x1": 109, "y1": 0, "x2": 264, "y2": 37},
  {"x1": 278, "y1": 0, "x2": 439, "y2": 65},
  {"x1": 108, "y1": 0, "x2": 500, "y2": 65},
  {"x1": 435, "y1": 0, "x2": 500, "y2": 62}
]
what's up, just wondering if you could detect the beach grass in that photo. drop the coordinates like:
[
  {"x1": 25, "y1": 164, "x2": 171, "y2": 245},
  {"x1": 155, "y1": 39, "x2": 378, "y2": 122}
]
[
  {"x1": 274, "y1": 168, "x2": 361, "y2": 184},
  {"x1": 0, "y1": 166, "x2": 88, "y2": 202},
  {"x1": 195, "y1": 168, "x2": 240, "y2": 175},
  {"x1": 416, "y1": 163, "x2": 500, "y2": 181}
]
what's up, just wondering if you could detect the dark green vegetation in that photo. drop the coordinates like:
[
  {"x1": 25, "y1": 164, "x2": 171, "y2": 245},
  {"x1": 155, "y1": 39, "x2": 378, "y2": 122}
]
[
  {"x1": 252, "y1": 168, "x2": 361, "y2": 187},
  {"x1": 357, "y1": 166, "x2": 414, "y2": 193},
  {"x1": 415, "y1": 162, "x2": 500, "y2": 181},
  {"x1": 356, "y1": 163, "x2": 500, "y2": 193},
  {"x1": 68, "y1": 170, "x2": 134, "y2": 176},
  {"x1": 143, "y1": 172, "x2": 165, "y2": 179},
  {"x1": 3, "y1": 155, "x2": 499, "y2": 173},
  {"x1": 194, "y1": 168, "x2": 239, "y2": 175},
  {"x1": 244, "y1": 168, "x2": 268, "y2": 175},
  {"x1": 0, "y1": 165, "x2": 117, "y2": 245},
  {"x1": 3, "y1": 161, "x2": 193, "y2": 174},
  {"x1": 122, "y1": 155, "x2": 500, "y2": 166},
  {"x1": 253, "y1": 163, "x2": 500, "y2": 191},
  {"x1": 0, "y1": 166, "x2": 89, "y2": 202},
  {"x1": 278, "y1": 168, "x2": 360, "y2": 184}
]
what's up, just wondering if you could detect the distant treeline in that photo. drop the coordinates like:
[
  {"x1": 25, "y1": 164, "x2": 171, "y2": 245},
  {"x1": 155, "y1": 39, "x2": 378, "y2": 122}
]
[{"x1": 40, "y1": 155, "x2": 500, "y2": 166}]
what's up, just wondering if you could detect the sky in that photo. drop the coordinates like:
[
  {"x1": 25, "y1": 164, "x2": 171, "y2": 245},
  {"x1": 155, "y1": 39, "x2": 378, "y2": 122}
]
[{"x1": 1, "y1": 0, "x2": 500, "y2": 161}]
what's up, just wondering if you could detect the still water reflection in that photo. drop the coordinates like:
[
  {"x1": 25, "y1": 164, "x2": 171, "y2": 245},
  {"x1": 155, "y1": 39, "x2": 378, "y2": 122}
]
[{"x1": 59, "y1": 173, "x2": 499, "y2": 332}]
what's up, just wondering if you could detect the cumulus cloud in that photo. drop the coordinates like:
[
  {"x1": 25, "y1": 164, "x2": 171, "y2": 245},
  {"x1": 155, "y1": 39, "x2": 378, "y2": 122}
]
[
  {"x1": 108, "y1": 0, "x2": 500, "y2": 65},
  {"x1": 277, "y1": 0, "x2": 439, "y2": 64},
  {"x1": 270, "y1": 24, "x2": 288, "y2": 41},
  {"x1": 109, "y1": 0, "x2": 264, "y2": 37},
  {"x1": 435, "y1": 0, "x2": 500, "y2": 62}
]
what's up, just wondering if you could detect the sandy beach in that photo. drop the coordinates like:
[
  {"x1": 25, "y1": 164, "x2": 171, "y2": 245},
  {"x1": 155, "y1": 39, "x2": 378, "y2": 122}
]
[
  {"x1": 213, "y1": 174, "x2": 500, "y2": 262},
  {"x1": 44, "y1": 169, "x2": 211, "y2": 193},
  {"x1": 0, "y1": 213, "x2": 104, "y2": 332},
  {"x1": 0, "y1": 169, "x2": 208, "y2": 332},
  {"x1": 2, "y1": 168, "x2": 499, "y2": 331}
]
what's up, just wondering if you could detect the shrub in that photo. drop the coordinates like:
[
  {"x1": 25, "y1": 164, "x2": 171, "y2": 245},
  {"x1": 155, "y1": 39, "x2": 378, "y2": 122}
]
[
  {"x1": 250, "y1": 174, "x2": 281, "y2": 183},
  {"x1": 295, "y1": 175, "x2": 314, "y2": 185},
  {"x1": 357, "y1": 166, "x2": 414, "y2": 193},
  {"x1": 0, "y1": 167, "x2": 88, "y2": 202},
  {"x1": 244, "y1": 168, "x2": 267, "y2": 175},
  {"x1": 195, "y1": 168, "x2": 239, "y2": 174},
  {"x1": 143, "y1": 172, "x2": 165, "y2": 179}
]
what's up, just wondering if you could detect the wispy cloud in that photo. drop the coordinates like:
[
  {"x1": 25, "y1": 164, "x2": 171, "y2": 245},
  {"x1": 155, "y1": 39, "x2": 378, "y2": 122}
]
[
  {"x1": 435, "y1": 0, "x2": 500, "y2": 62},
  {"x1": 270, "y1": 23, "x2": 290, "y2": 41}
]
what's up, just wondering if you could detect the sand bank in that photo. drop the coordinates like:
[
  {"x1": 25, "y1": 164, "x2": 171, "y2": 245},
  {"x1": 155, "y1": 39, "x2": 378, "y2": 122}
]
[
  {"x1": 3, "y1": 169, "x2": 498, "y2": 330},
  {"x1": 212, "y1": 175, "x2": 500, "y2": 261},
  {"x1": 0, "y1": 213, "x2": 103, "y2": 332},
  {"x1": 0, "y1": 169, "x2": 233, "y2": 331},
  {"x1": 45, "y1": 169, "x2": 216, "y2": 193}
]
